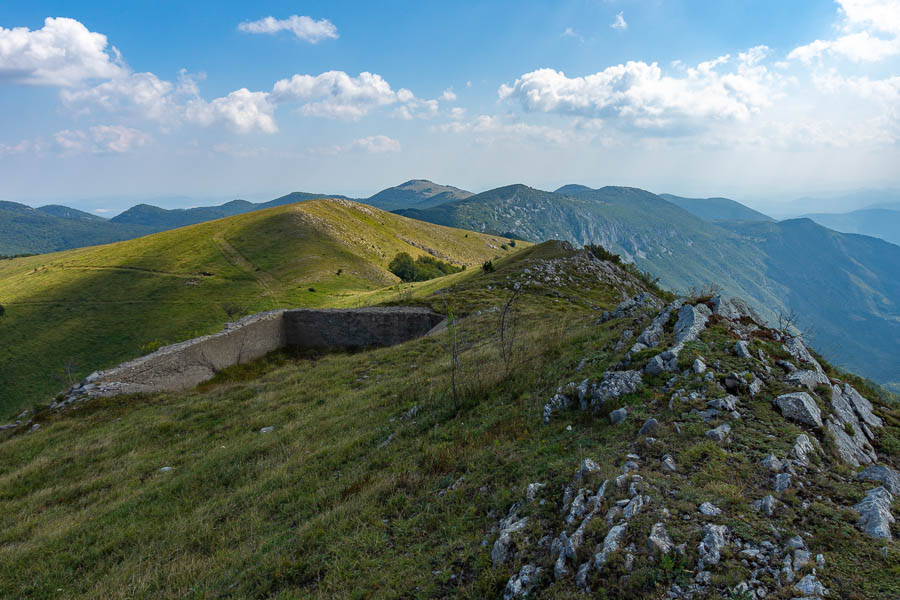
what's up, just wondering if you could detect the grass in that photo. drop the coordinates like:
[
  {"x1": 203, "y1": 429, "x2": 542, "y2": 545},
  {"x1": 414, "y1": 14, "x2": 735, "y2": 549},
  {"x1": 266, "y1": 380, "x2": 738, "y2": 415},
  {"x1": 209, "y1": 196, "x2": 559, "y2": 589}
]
[
  {"x1": 0, "y1": 240, "x2": 897, "y2": 599},
  {"x1": 0, "y1": 199, "x2": 521, "y2": 417}
]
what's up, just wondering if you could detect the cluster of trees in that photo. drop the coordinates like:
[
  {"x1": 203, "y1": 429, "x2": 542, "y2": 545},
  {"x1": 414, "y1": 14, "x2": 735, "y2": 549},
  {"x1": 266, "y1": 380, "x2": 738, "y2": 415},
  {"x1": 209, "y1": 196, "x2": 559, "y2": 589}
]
[{"x1": 388, "y1": 252, "x2": 464, "y2": 282}]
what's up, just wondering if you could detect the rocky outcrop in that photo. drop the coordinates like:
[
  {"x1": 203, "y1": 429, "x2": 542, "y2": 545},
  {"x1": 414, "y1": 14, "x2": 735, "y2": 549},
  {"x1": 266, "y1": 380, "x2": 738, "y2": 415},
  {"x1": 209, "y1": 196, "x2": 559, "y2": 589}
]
[
  {"x1": 853, "y1": 486, "x2": 895, "y2": 540},
  {"x1": 775, "y1": 392, "x2": 823, "y2": 428},
  {"x1": 856, "y1": 465, "x2": 900, "y2": 494}
]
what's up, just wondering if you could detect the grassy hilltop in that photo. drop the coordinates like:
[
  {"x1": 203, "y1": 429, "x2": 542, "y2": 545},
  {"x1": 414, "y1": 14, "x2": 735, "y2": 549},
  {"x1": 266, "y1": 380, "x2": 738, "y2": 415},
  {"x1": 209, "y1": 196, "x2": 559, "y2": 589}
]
[
  {"x1": 0, "y1": 199, "x2": 517, "y2": 415},
  {"x1": 0, "y1": 241, "x2": 897, "y2": 598}
]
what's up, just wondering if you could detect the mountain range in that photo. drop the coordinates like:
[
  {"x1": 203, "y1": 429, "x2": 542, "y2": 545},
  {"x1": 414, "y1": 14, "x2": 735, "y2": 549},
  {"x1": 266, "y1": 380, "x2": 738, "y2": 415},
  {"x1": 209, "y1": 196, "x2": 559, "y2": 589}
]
[
  {"x1": 2, "y1": 180, "x2": 899, "y2": 391},
  {"x1": 397, "y1": 184, "x2": 900, "y2": 390},
  {"x1": 802, "y1": 208, "x2": 900, "y2": 246}
]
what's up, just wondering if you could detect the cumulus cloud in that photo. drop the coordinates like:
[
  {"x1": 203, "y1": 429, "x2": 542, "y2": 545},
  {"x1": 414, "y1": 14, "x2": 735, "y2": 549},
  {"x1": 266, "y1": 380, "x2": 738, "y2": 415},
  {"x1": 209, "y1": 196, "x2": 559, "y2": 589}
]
[
  {"x1": 185, "y1": 88, "x2": 277, "y2": 133},
  {"x1": 789, "y1": 0, "x2": 900, "y2": 62},
  {"x1": 440, "y1": 88, "x2": 457, "y2": 101},
  {"x1": 498, "y1": 48, "x2": 778, "y2": 134},
  {"x1": 611, "y1": 12, "x2": 628, "y2": 31},
  {"x1": 61, "y1": 71, "x2": 177, "y2": 122},
  {"x1": 237, "y1": 15, "x2": 338, "y2": 43},
  {"x1": 54, "y1": 125, "x2": 151, "y2": 154},
  {"x1": 0, "y1": 17, "x2": 124, "y2": 86},
  {"x1": 272, "y1": 71, "x2": 409, "y2": 119},
  {"x1": 562, "y1": 27, "x2": 584, "y2": 42}
]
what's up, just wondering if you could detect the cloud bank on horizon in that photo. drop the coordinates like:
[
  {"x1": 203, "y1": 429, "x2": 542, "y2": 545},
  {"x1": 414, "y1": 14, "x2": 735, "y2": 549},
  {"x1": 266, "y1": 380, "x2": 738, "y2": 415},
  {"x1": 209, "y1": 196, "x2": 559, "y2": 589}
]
[{"x1": 0, "y1": 1, "x2": 898, "y2": 205}]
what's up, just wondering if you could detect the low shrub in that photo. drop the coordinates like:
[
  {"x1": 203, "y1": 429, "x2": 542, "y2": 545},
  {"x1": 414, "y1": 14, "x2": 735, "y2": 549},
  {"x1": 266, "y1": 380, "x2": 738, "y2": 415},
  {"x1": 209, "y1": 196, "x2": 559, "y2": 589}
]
[{"x1": 389, "y1": 252, "x2": 463, "y2": 282}]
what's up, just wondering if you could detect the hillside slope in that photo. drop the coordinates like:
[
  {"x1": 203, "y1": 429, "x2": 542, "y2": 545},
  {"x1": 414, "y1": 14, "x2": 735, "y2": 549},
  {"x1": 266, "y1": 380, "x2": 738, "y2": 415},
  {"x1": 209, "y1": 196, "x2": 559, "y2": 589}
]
[
  {"x1": 0, "y1": 199, "x2": 517, "y2": 415},
  {"x1": 396, "y1": 185, "x2": 900, "y2": 388},
  {"x1": 0, "y1": 201, "x2": 152, "y2": 255},
  {"x1": 802, "y1": 208, "x2": 900, "y2": 247},
  {"x1": 0, "y1": 243, "x2": 896, "y2": 598}
]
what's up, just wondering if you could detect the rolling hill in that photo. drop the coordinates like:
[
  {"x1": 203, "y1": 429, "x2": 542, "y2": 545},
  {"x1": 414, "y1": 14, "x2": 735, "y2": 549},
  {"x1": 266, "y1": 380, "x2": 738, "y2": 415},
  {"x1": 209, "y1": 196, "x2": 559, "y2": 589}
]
[
  {"x1": 0, "y1": 198, "x2": 518, "y2": 415},
  {"x1": 110, "y1": 191, "x2": 354, "y2": 232},
  {"x1": 0, "y1": 241, "x2": 897, "y2": 598},
  {"x1": 365, "y1": 179, "x2": 474, "y2": 211},
  {"x1": 802, "y1": 208, "x2": 900, "y2": 247},
  {"x1": 397, "y1": 184, "x2": 900, "y2": 388},
  {"x1": 658, "y1": 193, "x2": 773, "y2": 222}
]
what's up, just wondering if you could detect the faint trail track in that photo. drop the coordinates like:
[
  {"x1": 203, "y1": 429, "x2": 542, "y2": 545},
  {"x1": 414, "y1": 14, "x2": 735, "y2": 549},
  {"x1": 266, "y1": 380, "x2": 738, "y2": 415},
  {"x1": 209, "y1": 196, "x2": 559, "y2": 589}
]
[{"x1": 212, "y1": 232, "x2": 279, "y2": 304}]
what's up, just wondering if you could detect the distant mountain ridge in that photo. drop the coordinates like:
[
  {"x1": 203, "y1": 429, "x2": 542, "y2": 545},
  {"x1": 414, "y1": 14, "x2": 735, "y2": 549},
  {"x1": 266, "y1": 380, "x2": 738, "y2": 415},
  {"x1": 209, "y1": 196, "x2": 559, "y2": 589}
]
[
  {"x1": 397, "y1": 183, "x2": 900, "y2": 388},
  {"x1": 111, "y1": 192, "x2": 353, "y2": 232},
  {"x1": 802, "y1": 208, "x2": 900, "y2": 247},
  {"x1": 0, "y1": 200, "x2": 153, "y2": 255},
  {"x1": 658, "y1": 193, "x2": 773, "y2": 222},
  {"x1": 365, "y1": 179, "x2": 473, "y2": 211}
]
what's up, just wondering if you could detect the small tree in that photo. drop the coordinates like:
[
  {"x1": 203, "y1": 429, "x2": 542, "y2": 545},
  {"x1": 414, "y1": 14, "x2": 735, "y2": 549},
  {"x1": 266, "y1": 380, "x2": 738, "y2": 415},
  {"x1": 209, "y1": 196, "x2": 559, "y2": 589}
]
[{"x1": 0, "y1": 303, "x2": 5, "y2": 317}]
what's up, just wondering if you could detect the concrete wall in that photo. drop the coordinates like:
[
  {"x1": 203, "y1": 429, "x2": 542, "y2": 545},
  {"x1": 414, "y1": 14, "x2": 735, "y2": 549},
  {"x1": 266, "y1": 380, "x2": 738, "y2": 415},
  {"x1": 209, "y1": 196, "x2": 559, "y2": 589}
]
[{"x1": 69, "y1": 307, "x2": 445, "y2": 400}]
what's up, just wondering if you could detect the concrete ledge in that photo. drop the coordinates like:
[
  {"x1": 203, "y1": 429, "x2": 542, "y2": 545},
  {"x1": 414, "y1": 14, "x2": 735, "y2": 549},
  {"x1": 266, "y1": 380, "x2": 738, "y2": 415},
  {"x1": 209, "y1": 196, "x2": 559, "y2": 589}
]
[{"x1": 61, "y1": 307, "x2": 445, "y2": 402}]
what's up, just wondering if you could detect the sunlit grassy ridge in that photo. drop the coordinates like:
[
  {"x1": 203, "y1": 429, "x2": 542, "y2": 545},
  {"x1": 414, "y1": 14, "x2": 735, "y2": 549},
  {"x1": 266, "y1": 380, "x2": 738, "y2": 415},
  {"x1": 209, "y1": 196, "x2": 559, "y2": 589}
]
[
  {"x1": 0, "y1": 243, "x2": 897, "y2": 599},
  {"x1": 0, "y1": 199, "x2": 520, "y2": 416}
]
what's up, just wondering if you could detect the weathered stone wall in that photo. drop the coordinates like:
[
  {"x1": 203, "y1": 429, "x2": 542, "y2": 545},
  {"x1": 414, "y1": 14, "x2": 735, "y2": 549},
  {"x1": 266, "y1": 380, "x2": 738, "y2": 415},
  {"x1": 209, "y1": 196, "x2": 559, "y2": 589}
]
[{"x1": 62, "y1": 307, "x2": 445, "y2": 402}]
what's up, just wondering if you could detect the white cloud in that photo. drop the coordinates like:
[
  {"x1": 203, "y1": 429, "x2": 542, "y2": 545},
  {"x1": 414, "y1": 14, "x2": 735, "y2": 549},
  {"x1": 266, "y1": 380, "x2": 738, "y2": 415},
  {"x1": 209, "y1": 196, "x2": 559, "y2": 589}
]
[
  {"x1": 237, "y1": 15, "x2": 338, "y2": 43},
  {"x1": 315, "y1": 135, "x2": 402, "y2": 155},
  {"x1": 61, "y1": 71, "x2": 177, "y2": 122},
  {"x1": 185, "y1": 88, "x2": 277, "y2": 133},
  {"x1": 349, "y1": 135, "x2": 401, "y2": 153},
  {"x1": 440, "y1": 88, "x2": 457, "y2": 101},
  {"x1": 498, "y1": 48, "x2": 779, "y2": 135},
  {"x1": 611, "y1": 12, "x2": 628, "y2": 31},
  {"x1": 272, "y1": 71, "x2": 408, "y2": 119},
  {"x1": 54, "y1": 125, "x2": 151, "y2": 154},
  {"x1": 93, "y1": 208, "x2": 112, "y2": 213},
  {"x1": 789, "y1": 0, "x2": 900, "y2": 62},
  {"x1": 0, "y1": 17, "x2": 124, "y2": 86},
  {"x1": 562, "y1": 27, "x2": 584, "y2": 42},
  {"x1": 438, "y1": 115, "x2": 575, "y2": 146}
]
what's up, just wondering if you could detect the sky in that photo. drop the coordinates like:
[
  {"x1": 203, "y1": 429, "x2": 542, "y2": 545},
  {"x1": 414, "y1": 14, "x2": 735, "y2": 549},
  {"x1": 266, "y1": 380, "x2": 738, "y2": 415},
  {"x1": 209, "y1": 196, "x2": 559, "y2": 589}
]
[{"x1": 0, "y1": 0, "x2": 899, "y2": 214}]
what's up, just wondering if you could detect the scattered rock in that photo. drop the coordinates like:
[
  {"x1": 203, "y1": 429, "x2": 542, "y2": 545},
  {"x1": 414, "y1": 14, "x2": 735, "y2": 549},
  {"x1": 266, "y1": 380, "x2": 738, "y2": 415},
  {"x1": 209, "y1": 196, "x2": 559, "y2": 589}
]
[
  {"x1": 638, "y1": 418, "x2": 659, "y2": 436},
  {"x1": 697, "y1": 524, "x2": 729, "y2": 570},
  {"x1": 775, "y1": 392, "x2": 823, "y2": 428},
  {"x1": 856, "y1": 464, "x2": 900, "y2": 494},
  {"x1": 774, "y1": 473, "x2": 792, "y2": 493},
  {"x1": 576, "y1": 458, "x2": 602, "y2": 481},
  {"x1": 793, "y1": 573, "x2": 828, "y2": 598},
  {"x1": 699, "y1": 502, "x2": 722, "y2": 516},
  {"x1": 853, "y1": 486, "x2": 895, "y2": 540},
  {"x1": 526, "y1": 482, "x2": 546, "y2": 502},
  {"x1": 492, "y1": 506, "x2": 529, "y2": 566},
  {"x1": 593, "y1": 523, "x2": 627, "y2": 569},
  {"x1": 647, "y1": 522, "x2": 674, "y2": 554},
  {"x1": 734, "y1": 340, "x2": 752, "y2": 359},
  {"x1": 707, "y1": 395, "x2": 737, "y2": 412},
  {"x1": 693, "y1": 358, "x2": 707, "y2": 374},
  {"x1": 503, "y1": 564, "x2": 542, "y2": 599},
  {"x1": 753, "y1": 495, "x2": 778, "y2": 517},
  {"x1": 610, "y1": 408, "x2": 628, "y2": 425},
  {"x1": 159, "y1": 466, "x2": 173, "y2": 472},
  {"x1": 259, "y1": 426, "x2": 275, "y2": 434},
  {"x1": 661, "y1": 454, "x2": 677, "y2": 473},
  {"x1": 761, "y1": 454, "x2": 784, "y2": 472},
  {"x1": 790, "y1": 434, "x2": 816, "y2": 466},
  {"x1": 705, "y1": 423, "x2": 731, "y2": 443}
]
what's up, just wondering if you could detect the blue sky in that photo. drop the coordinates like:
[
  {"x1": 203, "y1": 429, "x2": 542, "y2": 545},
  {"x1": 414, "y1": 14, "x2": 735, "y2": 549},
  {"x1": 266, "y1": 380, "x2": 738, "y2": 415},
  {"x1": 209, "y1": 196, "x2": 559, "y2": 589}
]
[{"x1": 1, "y1": 1, "x2": 899, "y2": 214}]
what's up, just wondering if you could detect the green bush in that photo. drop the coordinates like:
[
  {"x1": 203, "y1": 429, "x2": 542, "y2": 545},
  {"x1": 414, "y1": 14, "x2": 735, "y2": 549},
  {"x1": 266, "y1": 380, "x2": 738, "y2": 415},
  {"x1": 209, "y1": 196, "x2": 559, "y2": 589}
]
[
  {"x1": 388, "y1": 252, "x2": 463, "y2": 282},
  {"x1": 585, "y1": 244, "x2": 622, "y2": 264},
  {"x1": 0, "y1": 303, "x2": 5, "y2": 317},
  {"x1": 482, "y1": 260, "x2": 496, "y2": 273}
]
